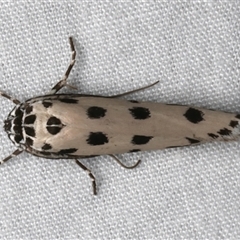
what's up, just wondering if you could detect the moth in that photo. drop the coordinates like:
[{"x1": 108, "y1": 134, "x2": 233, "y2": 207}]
[{"x1": 1, "y1": 37, "x2": 240, "y2": 195}]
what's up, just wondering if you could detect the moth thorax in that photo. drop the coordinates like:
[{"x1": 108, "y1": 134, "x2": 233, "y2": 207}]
[
  {"x1": 4, "y1": 105, "x2": 24, "y2": 146},
  {"x1": 4, "y1": 102, "x2": 37, "y2": 148}
]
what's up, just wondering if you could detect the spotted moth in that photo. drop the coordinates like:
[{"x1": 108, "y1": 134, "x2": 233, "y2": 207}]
[{"x1": 1, "y1": 37, "x2": 240, "y2": 195}]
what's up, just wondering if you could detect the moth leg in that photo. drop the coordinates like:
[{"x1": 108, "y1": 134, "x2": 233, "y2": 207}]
[
  {"x1": 109, "y1": 81, "x2": 159, "y2": 98},
  {"x1": 0, "y1": 149, "x2": 23, "y2": 165},
  {"x1": 49, "y1": 37, "x2": 77, "y2": 94},
  {"x1": 75, "y1": 159, "x2": 97, "y2": 195},
  {"x1": 0, "y1": 92, "x2": 20, "y2": 105},
  {"x1": 109, "y1": 154, "x2": 141, "y2": 169}
]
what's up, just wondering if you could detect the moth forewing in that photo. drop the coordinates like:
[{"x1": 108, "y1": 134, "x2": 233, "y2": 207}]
[
  {"x1": 1, "y1": 37, "x2": 240, "y2": 195},
  {"x1": 15, "y1": 95, "x2": 240, "y2": 158}
]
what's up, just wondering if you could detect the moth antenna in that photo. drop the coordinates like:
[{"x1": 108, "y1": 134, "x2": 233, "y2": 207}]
[
  {"x1": 49, "y1": 36, "x2": 77, "y2": 94},
  {"x1": 65, "y1": 84, "x2": 78, "y2": 90},
  {"x1": 109, "y1": 154, "x2": 141, "y2": 169},
  {"x1": 109, "y1": 80, "x2": 159, "y2": 98},
  {"x1": 0, "y1": 149, "x2": 23, "y2": 165},
  {"x1": 0, "y1": 91, "x2": 20, "y2": 105},
  {"x1": 75, "y1": 159, "x2": 97, "y2": 195}
]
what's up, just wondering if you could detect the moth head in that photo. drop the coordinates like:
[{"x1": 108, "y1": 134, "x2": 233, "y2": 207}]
[{"x1": 4, "y1": 104, "x2": 25, "y2": 147}]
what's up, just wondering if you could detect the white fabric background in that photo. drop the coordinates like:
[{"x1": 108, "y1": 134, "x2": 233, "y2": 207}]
[{"x1": 0, "y1": 2, "x2": 239, "y2": 239}]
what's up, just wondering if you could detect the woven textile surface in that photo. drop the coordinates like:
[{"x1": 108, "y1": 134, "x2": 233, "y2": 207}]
[{"x1": 0, "y1": 2, "x2": 239, "y2": 239}]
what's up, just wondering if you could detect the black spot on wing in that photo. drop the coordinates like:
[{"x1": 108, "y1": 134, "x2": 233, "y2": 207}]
[
  {"x1": 235, "y1": 114, "x2": 240, "y2": 119},
  {"x1": 59, "y1": 99, "x2": 78, "y2": 104},
  {"x1": 24, "y1": 127, "x2": 35, "y2": 137},
  {"x1": 87, "y1": 132, "x2": 109, "y2": 145},
  {"x1": 58, "y1": 148, "x2": 78, "y2": 155},
  {"x1": 87, "y1": 106, "x2": 106, "y2": 119},
  {"x1": 47, "y1": 116, "x2": 61, "y2": 125},
  {"x1": 25, "y1": 105, "x2": 33, "y2": 114},
  {"x1": 186, "y1": 137, "x2": 200, "y2": 144},
  {"x1": 229, "y1": 120, "x2": 239, "y2": 128},
  {"x1": 208, "y1": 133, "x2": 219, "y2": 139},
  {"x1": 131, "y1": 135, "x2": 153, "y2": 145},
  {"x1": 47, "y1": 126, "x2": 62, "y2": 135},
  {"x1": 184, "y1": 108, "x2": 204, "y2": 124},
  {"x1": 42, "y1": 143, "x2": 52, "y2": 150},
  {"x1": 129, "y1": 100, "x2": 139, "y2": 103},
  {"x1": 42, "y1": 101, "x2": 52, "y2": 108},
  {"x1": 218, "y1": 128, "x2": 232, "y2": 136},
  {"x1": 26, "y1": 137, "x2": 33, "y2": 146},
  {"x1": 129, "y1": 149, "x2": 141, "y2": 153},
  {"x1": 24, "y1": 115, "x2": 36, "y2": 125},
  {"x1": 129, "y1": 107, "x2": 151, "y2": 120}
]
